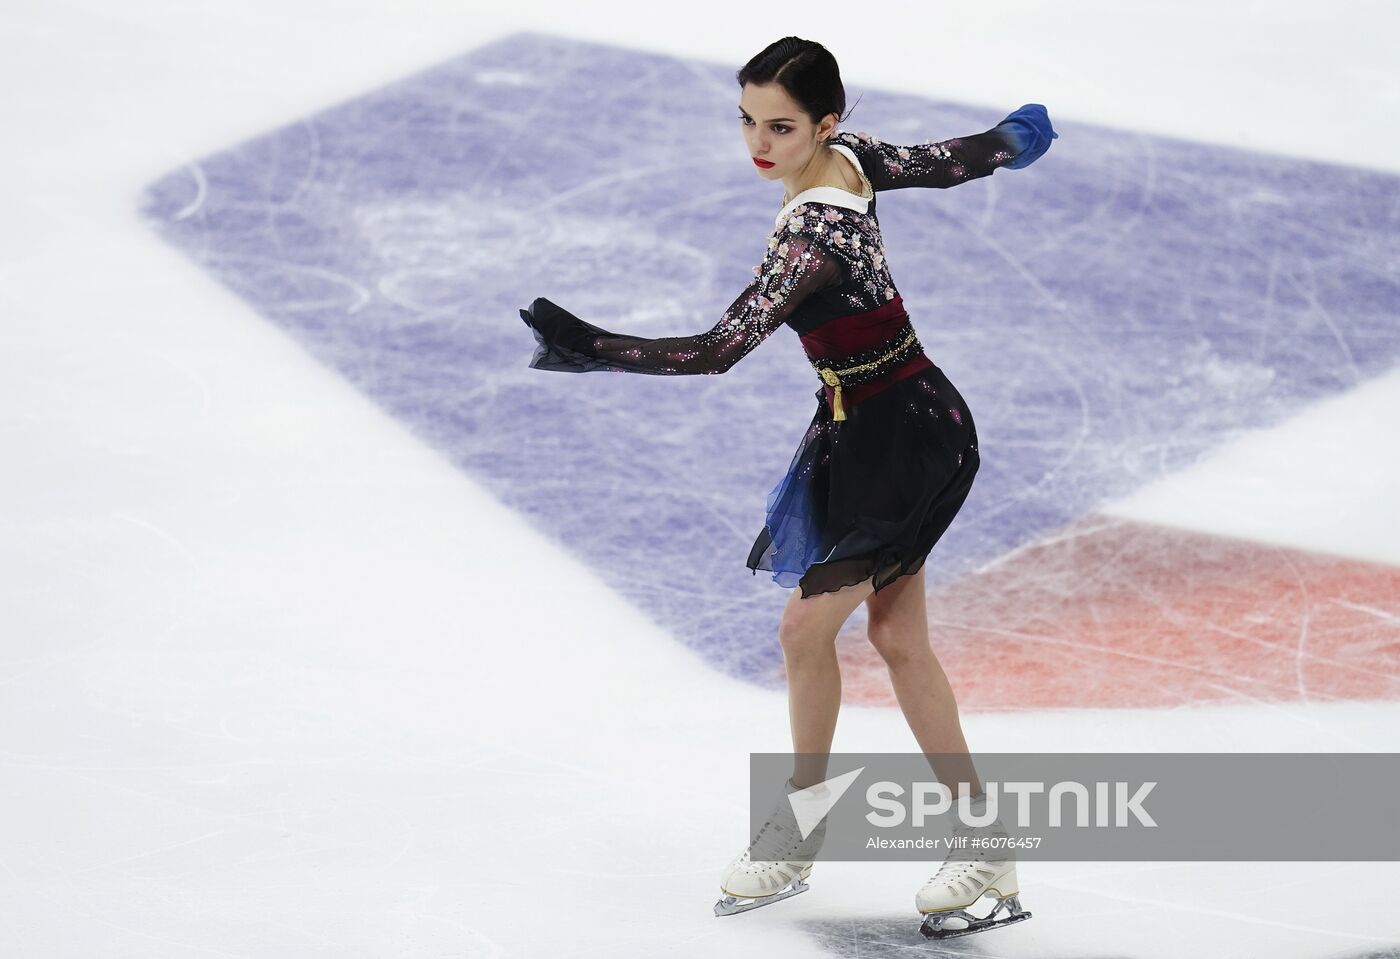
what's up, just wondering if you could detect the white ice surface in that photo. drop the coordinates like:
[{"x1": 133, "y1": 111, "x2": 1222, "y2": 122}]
[{"x1": 2, "y1": 1, "x2": 1398, "y2": 956}]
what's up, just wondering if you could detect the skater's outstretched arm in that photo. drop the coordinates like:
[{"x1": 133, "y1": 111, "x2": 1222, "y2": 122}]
[
  {"x1": 835, "y1": 103, "x2": 1058, "y2": 192},
  {"x1": 520, "y1": 221, "x2": 841, "y2": 375}
]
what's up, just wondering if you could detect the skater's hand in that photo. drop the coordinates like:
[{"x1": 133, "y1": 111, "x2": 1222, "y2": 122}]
[
  {"x1": 519, "y1": 296, "x2": 601, "y2": 355},
  {"x1": 519, "y1": 296, "x2": 631, "y2": 373},
  {"x1": 992, "y1": 104, "x2": 1058, "y2": 170}
]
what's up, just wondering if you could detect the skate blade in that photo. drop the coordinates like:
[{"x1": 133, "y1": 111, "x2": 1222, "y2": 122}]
[
  {"x1": 714, "y1": 876, "x2": 810, "y2": 917},
  {"x1": 919, "y1": 895, "x2": 1031, "y2": 940}
]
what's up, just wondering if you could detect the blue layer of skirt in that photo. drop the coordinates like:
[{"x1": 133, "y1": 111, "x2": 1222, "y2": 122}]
[{"x1": 745, "y1": 363, "x2": 980, "y2": 598}]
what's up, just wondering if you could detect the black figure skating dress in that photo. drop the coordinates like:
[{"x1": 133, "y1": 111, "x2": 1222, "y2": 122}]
[{"x1": 521, "y1": 115, "x2": 1052, "y2": 598}]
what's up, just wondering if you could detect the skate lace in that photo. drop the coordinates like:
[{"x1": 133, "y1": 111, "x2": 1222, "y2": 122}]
[
  {"x1": 749, "y1": 821, "x2": 796, "y2": 857},
  {"x1": 748, "y1": 815, "x2": 824, "y2": 862},
  {"x1": 927, "y1": 822, "x2": 1009, "y2": 883}
]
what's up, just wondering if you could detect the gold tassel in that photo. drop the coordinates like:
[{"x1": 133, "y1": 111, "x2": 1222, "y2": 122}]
[
  {"x1": 818, "y1": 368, "x2": 846, "y2": 421},
  {"x1": 811, "y1": 326, "x2": 920, "y2": 423}
]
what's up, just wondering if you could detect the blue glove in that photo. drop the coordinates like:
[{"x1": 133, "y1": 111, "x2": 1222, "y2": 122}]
[{"x1": 993, "y1": 103, "x2": 1058, "y2": 170}]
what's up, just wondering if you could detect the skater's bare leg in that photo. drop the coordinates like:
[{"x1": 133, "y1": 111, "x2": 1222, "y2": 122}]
[
  {"x1": 779, "y1": 575, "x2": 876, "y2": 789},
  {"x1": 864, "y1": 566, "x2": 984, "y2": 797}
]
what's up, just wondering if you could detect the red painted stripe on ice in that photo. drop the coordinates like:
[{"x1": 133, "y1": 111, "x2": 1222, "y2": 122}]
[{"x1": 809, "y1": 514, "x2": 1400, "y2": 711}]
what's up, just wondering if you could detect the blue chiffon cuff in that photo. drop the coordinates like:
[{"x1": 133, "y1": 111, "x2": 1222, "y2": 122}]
[{"x1": 993, "y1": 103, "x2": 1058, "y2": 170}]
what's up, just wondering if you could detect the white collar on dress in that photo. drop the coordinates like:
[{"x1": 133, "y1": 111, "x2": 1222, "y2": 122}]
[{"x1": 773, "y1": 143, "x2": 873, "y2": 226}]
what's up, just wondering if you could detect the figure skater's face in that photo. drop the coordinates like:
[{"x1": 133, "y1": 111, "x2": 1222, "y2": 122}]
[{"x1": 738, "y1": 82, "x2": 834, "y2": 182}]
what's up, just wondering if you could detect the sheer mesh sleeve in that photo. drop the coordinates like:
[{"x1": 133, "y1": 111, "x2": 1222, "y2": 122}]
[
  {"x1": 521, "y1": 219, "x2": 841, "y2": 375},
  {"x1": 834, "y1": 126, "x2": 1019, "y2": 191}
]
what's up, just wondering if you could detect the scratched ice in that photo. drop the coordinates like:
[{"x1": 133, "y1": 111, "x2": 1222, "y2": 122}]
[{"x1": 139, "y1": 33, "x2": 1400, "y2": 688}]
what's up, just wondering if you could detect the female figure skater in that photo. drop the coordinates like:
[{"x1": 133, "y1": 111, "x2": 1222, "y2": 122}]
[{"x1": 519, "y1": 37, "x2": 1056, "y2": 940}]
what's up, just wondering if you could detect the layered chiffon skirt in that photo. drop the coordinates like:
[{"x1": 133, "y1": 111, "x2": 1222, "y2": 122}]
[{"x1": 746, "y1": 362, "x2": 980, "y2": 598}]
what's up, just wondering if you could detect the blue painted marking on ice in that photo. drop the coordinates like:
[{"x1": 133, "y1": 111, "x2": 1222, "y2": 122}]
[{"x1": 137, "y1": 33, "x2": 1400, "y2": 684}]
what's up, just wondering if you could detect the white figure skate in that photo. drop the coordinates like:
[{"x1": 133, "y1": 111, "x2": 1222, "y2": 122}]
[
  {"x1": 916, "y1": 798, "x2": 1031, "y2": 939},
  {"x1": 714, "y1": 777, "x2": 829, "y2": 917}
]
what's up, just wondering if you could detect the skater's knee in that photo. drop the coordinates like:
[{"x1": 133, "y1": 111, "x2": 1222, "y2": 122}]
[
  {"x1": 866, "y1": 622, "x2": 929, "y2": 670},
  {"x1": 777, "y1": 585, "x2": 866, "y2": 657},
  {"x1": 776, "y1": 616, "x2": 838, "y2": 659},
  {"x1": 865, "y1": 572, "x2": 930, "y2": 668}
]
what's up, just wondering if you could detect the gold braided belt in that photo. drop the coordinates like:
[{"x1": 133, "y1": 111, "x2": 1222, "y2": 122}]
[{"x1": 809, "y1": 321, "x2": 923, "y2": 421}]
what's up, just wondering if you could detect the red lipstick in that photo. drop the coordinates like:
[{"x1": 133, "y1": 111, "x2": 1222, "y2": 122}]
[{"x1": 753, "y1": 157, "x2": 774, "y2": 168}]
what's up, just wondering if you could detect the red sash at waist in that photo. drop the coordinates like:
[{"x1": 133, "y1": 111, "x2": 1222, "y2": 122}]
[{"x1": 798, "y1": 295, "x2": 934, "y2": 413}]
